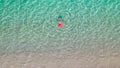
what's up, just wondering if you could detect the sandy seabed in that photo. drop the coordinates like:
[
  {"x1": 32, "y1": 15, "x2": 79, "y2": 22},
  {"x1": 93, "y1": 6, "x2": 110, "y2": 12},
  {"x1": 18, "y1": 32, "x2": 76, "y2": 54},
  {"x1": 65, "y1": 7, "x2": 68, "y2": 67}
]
[{"x1": 0, "y1": 51, "x2": 120, "y2": 68}]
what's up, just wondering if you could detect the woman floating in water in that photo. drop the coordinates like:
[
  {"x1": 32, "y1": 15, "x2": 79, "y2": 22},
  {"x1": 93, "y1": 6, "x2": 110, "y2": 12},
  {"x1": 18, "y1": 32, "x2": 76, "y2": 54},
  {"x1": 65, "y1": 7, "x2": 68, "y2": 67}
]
[{"x1": 57, "y1": 15, "x2": 63, "y2": 28}]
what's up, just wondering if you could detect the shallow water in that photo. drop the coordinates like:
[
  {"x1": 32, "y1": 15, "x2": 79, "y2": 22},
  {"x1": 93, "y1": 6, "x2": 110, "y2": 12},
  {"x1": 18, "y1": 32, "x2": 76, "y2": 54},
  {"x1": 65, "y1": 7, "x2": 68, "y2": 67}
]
[{"x1": 0, "y1": 0, "x2": 120, "y2": 68}]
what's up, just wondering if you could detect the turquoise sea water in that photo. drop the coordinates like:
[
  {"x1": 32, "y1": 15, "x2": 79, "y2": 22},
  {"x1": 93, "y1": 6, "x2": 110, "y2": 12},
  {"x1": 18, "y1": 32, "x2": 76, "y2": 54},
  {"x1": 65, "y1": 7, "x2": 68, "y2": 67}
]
[{"x1": 0, "y1": 0, "x2": 120, "y2": 55}]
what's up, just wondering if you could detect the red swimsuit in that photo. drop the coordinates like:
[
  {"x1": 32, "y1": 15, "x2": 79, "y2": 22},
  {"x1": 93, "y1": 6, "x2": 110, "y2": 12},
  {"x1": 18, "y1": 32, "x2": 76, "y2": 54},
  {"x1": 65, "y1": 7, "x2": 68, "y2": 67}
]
[{"x1": 57, "y1": 21, "x2": 63, "y2": 28}]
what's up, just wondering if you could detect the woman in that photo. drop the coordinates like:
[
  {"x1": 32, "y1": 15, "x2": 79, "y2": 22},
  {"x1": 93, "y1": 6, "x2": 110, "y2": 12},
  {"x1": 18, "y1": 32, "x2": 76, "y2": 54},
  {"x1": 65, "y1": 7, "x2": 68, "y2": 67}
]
[{"x1": 57, "y1": 15, "x2": 63, "y2": 28}]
